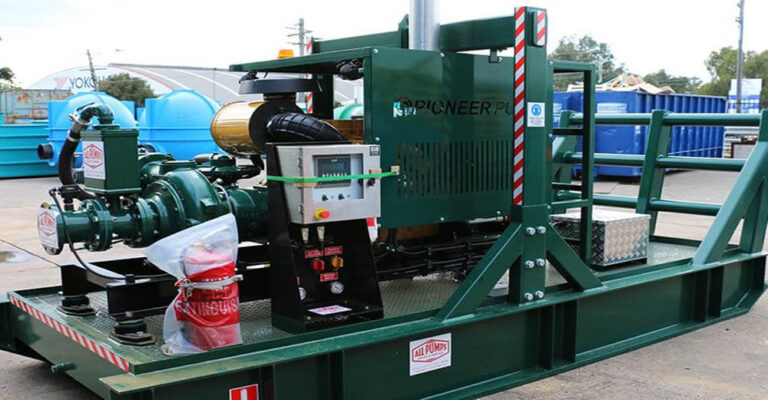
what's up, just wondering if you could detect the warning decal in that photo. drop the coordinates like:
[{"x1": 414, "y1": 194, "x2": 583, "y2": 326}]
[
  {"x1": 526, "y1": 102, "x2": 545, "y2": 127},
  {"x1": 82, "y1": 141, "x2": 105, "y2": 179},
  {"x1": 37, "y1": 208, "x2": 59, "y2": 249},
  {"x1": 308, "y1": 305, "x2": 351, "y2": 315},
  {"x1": 409, "y1": 333, "x2": 451, "y2": 376},
  {"x1": 229, "y1": 383, "x2": 259, "y2": 400}
]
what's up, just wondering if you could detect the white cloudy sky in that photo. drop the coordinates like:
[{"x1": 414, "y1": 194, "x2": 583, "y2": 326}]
[{"x1": 1, "y1": 0, "x2": 766, "y2": 87}]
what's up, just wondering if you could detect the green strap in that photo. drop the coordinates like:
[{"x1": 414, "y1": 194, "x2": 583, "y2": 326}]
[{"x1": 266, "y1": 169, "x2": 399, "y2": 183}]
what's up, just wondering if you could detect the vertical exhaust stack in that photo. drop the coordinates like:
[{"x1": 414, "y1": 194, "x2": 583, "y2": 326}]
[{"x1": 409, "y1": 0, "x2": 440, "y2": 51}]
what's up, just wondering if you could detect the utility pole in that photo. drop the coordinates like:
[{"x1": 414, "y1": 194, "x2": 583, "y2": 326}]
[
  {"x1": 86, "y1": 49, "x2": 99, "y2": 91},
  {"x1": 287, "y1": 18, "x2": 312, "y2": 56},
  {"x1": 735, "y1": 0, "x2": 745, "y2": 113}
]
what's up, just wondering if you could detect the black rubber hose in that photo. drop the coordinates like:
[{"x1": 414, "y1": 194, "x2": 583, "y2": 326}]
[
  {"x1": 266, "y1": 113, "x2": 346, "y2": 143},
  {"x1": 58, "y1": 129, "x2": 95, "y2": 200}
]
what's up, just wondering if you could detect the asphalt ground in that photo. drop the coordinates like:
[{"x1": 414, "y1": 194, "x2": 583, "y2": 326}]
[{"x1": 0, "y1": 170, "x2": 766, "y2": 399}]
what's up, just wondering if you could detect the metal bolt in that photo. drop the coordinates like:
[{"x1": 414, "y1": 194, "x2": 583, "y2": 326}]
[
  {"x1": 440, "y1": 52, "x2": 445, "y2": 58},
  {"x1": 439, "y1": 217, "x2": 445, "y2": 222},
  {"x1": 535, "y1": 290, "x2": 545, "y2": 299},
  {"x1": 524, "y1": 260, "x2": 535, "y2": 269},
  {"x1": 496, "y1": 210, "x2": 502, "y2": 216},
  {"x1": 524, "y1": 292, "x2": 534, "y2": 301},
  {"x1": 535, "y1": 258, "x2": 546, "y2": 267},
  {"x1": 525, "y1": 227, "x2": 536, "y2": 236},
  {"x1": 375, "y1": 137, "x2": 381, "y2": 142},
  {"x1": 373, "y1": 48, "x2": 379, "y2": 54},
  {"x1": 537, "y1": 226, "x2": 547, "y2": 235}
]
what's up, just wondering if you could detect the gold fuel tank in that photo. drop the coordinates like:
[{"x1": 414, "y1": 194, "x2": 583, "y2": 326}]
[{"x1": 210, "y1": 100, "x2": 302, "y2": 155}]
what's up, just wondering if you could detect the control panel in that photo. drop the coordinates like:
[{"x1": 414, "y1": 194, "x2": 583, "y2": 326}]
[
  {"x1": 276, "y1": 144, "x2": 381, "y2": 225},
  {"x1": 267, "y1": 143, "x2": 384, "y2": 333}
]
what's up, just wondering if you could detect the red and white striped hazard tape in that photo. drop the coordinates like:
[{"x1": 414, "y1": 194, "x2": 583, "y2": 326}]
[
  {"x1": 366, "y1": 218, "x2": 378, "y2": 242},
  {"x1": 8, "y1": 295, "x2": 131, "y2": 372},
  {"x1": 535, "y1": 10, "x2": 547, "y2": 47},
  {"x1": 513, "y1": 7, "x2": 526, "y2": 206},
  {"x1": 305, "y1": 39, "x2": 314, "y2": 114}
]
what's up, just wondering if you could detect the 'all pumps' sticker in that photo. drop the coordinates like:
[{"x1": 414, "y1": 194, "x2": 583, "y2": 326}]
[
  {"x1": 82, "y1": 141, "x2": 106, "y2": 179},
  {"x1": 37, "y1": 208, "x2": 59, "y2": 249},
  {"x1": 409, "y1": 333, "x2": 451, "y2": 376}
]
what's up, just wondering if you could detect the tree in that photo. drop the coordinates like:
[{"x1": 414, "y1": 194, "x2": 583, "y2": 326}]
[
  {"x1": 643, "y1": 69, "x2": 701, "y2": 94},
  {"x1": 698, "y1": 47, "x2": 768, "y2": 108},
  {"x1": 97, "y1": 73, "x2": 156, "y2": 106},
  {"x1": 0, "y1": 67, "x2": 16, "y2": 89},
  {"x1": 549, "y1": 35, "x2": 625, "y2": 90}
]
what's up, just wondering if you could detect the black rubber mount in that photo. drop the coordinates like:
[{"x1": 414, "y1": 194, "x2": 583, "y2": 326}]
[
  {"x1": 110, "y1": 319, "x2": 156, "y2": 346},
  {"x1": 57, "y1": 295, "x2": 96, "y2": 316}
]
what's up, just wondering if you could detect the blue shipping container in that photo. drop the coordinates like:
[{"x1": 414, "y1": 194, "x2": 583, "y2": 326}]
[
  {"x1": 1, "y1": 89, "x2": 70, "y2": 124},
  {"x1": 554, "y1": 91, "x2": 727, "y2": 177}
]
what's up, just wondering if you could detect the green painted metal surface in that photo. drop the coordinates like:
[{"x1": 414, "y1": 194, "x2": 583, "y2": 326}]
[
  {"x1": 0, "y1": 8, "x2": 767, "y2": 400},
  {"x1": 1, "y1": 245, "x2": 763, "y2": 399},
  {"x1": 82, "y1": 125, "x2": 141, "y2": 195}
]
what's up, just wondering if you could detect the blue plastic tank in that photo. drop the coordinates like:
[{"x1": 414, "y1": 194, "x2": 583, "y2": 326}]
[
  {"x1": 43, "y1": 92, "x2": 137, "y2": 166},
  {"x1": 0, "y1": 121, "x2": 56, "y2": 178},
  {"x1": 138, "y1": 90, "x2": 222, "y2": 160}
]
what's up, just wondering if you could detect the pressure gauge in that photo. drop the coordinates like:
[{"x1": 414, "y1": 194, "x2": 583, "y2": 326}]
[
  {"x1": 298, "y1": 286, "x2": 307, "y2": 300},
  {"x1": 329, "y1": 281, "x2": 345, "y2": 294}
]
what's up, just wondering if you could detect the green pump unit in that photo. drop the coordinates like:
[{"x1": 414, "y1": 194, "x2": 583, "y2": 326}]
[{"x1": 39, "y1": 104, "x2": 269, "y2": 254}]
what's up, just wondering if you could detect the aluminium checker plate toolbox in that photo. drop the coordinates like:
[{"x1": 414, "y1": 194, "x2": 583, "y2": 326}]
[{"x1": 551, "y1": 209, "x2": 651, "y2": 267}]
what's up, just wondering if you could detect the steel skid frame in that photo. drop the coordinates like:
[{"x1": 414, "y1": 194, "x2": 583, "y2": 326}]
[{"x1": 1, "y1": 7, "x2": 767, "y2": 400}]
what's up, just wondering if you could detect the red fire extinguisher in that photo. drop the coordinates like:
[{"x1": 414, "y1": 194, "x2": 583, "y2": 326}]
[{"x1": 174, "y1": 246, "x2": 242, "y2": 350}]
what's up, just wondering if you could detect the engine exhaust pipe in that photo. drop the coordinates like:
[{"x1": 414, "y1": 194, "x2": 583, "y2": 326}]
[{"x1": 409, "y1": 0, "x2": 440, "y2": 51}]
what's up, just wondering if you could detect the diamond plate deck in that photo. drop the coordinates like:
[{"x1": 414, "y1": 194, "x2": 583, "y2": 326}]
[
  {"x1": 16, "y1": 242, "x2": 698, "y2": 363},
  {"x1": 20, "y1": 274, "x2": 462, "y2": 363}
]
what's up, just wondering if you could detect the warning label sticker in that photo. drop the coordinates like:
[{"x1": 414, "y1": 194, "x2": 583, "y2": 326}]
[
  {"x1": 308, "y1": 305, "x2": 352, "y2": 315},
  {"x1": 527, "y1": 102, "x2": 546, "y2": 127},
  {"x1": 82, "y1": 141, "x2": 105, "y2": 180},
  {"x1": 304, "y1": 249, "x2": 323, "y2": 258},
  {"x1": 229, "y1": 383, "x2": 259, "y2": 400},
  {"x1": 37, "y1": 208, "x2": 59, "y2": 249},
  {"x1": 319, "y1": 272, "x2": 339, "y2": 282},
  {"x1": 597, "y1": 102, "x2": 628, "y2": 114},
  {"x1": 409, "y1": 333, "x2": 451, "y2": 376}
]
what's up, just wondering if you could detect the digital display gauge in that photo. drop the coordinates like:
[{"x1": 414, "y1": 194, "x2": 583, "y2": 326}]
[{"x1": 315, "y1": 155, "x2": 352, "y2": 187}]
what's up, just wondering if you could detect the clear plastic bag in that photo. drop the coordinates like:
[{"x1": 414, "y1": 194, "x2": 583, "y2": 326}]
[{"x1": 144, "y1": 214, "x2": 243, "y2": 355}]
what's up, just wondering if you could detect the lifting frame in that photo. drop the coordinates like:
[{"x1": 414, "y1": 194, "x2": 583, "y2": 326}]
[{"x1": 0, "y1": 8, "x2": 767, "y2": 399}]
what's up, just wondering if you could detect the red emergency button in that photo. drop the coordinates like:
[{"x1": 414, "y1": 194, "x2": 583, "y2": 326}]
[
  {"x1": 311, "y1": 258, "x2": 325, "y2": 273},
  {"x1": 314, "y1": 208, "x2": 331, "y2": 220}
]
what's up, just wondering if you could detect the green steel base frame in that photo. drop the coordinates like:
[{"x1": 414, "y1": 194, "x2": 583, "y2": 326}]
[
  {"x1": 2, "y1": 6, "x2": 768, "y2": 400},
  {"x1": 0, "y1": 245, "x2": 764, "y2": 400}
]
